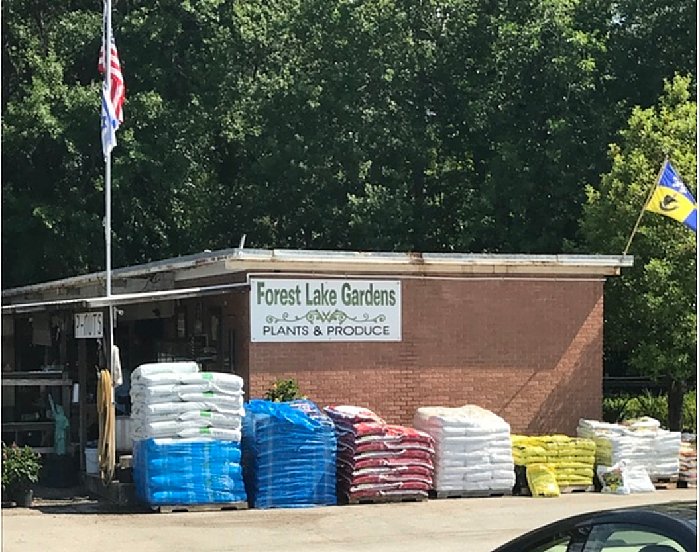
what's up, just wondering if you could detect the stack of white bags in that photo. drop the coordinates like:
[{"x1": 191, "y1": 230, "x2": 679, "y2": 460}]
[
  {"x1": 413, "y1": 405, "x2": 515, "y2": 493},
  {"x1": 577, "y1": 417, "x2": 680, "y2": 479},
  {"x1": 130, "y1": 362, "x2": 245, "y2": 441}
]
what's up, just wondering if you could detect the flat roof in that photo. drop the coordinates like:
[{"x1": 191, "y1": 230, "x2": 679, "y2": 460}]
[{"x1": 2, "y1": 247, "x2": 633, "y2": 310}]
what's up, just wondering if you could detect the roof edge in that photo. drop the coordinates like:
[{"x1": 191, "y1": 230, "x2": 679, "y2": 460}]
[{"x1": 2, "y1": 248, "x2": 633, "y2": 299}]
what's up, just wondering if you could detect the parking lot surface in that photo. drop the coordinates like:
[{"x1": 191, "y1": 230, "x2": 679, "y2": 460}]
[{"x1": 2, "y1": 489, "x2": 696, "y2": 552}]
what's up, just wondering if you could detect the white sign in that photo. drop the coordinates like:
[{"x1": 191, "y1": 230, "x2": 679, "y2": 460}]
[
  {"x1": 74, "y1": 312, "x2": 103, "y2": 339},
  {"x1": 250, "y1": 278, "x2": 401, "y2": 342}
]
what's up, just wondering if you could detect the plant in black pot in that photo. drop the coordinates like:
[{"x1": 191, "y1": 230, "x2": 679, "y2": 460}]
[{"x1": 2, "y1": 442, "x2": 42, "y2": 507}]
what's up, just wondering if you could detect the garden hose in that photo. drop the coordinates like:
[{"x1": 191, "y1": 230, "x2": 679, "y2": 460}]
[{"x1": 97, "y1": 368, "x2": 116, "y2": 485}]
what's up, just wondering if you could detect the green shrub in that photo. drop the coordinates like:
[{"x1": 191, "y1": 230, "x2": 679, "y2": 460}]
[
  {"x1": 603, "y1": 390, "x2": 697, "y2": 432},
  {"x1": 1, "y1": 443, "x2": 41, "y2": 493},
  {"x1": 682, "y1": 390, "x2": 696, "y2": 432},
  {"x1": 602, "y1": 395, "x2": 632, "y2": 424},
  {"x1": 264, "y1": 378, "x2": 303, "y2": 402}
]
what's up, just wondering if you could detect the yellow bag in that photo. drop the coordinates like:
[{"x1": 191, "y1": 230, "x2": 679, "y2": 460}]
[{"x1": 526, "y1": 463, "x2": 560, "y2": 497}]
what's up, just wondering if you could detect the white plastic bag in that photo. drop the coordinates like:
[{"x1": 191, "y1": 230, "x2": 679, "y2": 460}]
[{"x1": 624, "y1": 463, "x2": 656, "y2": 493}]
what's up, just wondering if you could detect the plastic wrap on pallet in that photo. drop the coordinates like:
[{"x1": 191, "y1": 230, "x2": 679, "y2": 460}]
[
  {"x1": 133, "y1": 438, "x2": 247, "y2": 506},
  {"x1": 242, "y1": 399, "x2": 336, "y2": 508}
]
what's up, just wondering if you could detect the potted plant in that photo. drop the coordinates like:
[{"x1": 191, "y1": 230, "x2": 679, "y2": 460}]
[
  {"x1": 264, "y1": 378, "x2": 304, "y2": 402},
  {"x1": 1, "y1": 442, "x2": 42, "y2": 507}
]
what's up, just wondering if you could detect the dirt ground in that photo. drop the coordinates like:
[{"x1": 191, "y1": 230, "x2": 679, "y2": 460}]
[{"x1": 1, "y1": 486, "x2": 696, "y2": 552}]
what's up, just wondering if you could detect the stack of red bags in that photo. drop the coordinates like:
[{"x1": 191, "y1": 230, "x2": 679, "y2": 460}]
[{"x1": 324, "y1": 405, "x2": 435, "y2": 502}]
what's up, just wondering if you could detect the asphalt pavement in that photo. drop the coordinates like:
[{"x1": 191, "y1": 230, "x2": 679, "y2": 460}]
[{"x1": 2, "y1": 488, "x2": 697, "y2": 552}]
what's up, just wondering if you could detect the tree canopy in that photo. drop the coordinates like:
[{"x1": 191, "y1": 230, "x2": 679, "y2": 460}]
[
  {"x1": 580, "y1": 75, "x2": 696, "y2": 428},
  {"x1": 3, "y1": 0, "x2": 695, "y2": 287}
]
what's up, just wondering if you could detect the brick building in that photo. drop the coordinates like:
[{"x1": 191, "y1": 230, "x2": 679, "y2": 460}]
[{"x1": 1, "y1": 248, "x2": 631, "y2": 462}]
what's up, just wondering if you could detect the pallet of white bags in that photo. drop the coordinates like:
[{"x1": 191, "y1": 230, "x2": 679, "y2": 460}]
[
  {"x1": 152, "y1": 501, "x2": 249, "y2": 513},
  {"x1": 430, "y1": 489, "x2": 512, "y2": 499}
]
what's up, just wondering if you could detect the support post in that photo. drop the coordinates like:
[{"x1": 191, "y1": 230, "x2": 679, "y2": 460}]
[{"x1": 78, "y1": 338, "x2": 87, "y2": 472}]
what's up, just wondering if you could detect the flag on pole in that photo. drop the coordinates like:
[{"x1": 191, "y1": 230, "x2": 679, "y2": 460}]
[
  {"x1": 101, "y1": 85, "x2": 118, "y2": 158},
  {"x1": 645, "y1": 160, "x2": 697, "y2": 233},
  {"x1": 98, "y1": 37, "x2": 125, "y2": 125},
  {"x1": 98, "y1": 4, "x2": 125, "y2": 158}
]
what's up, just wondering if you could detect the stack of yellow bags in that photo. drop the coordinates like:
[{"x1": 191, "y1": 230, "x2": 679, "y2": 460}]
[{"x1": 512, "y1": 435, "x2": 596, "y2": 488}]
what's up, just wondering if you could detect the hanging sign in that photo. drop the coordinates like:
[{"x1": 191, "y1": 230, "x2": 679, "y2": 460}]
[
  {"x1": 250, "y1": 278, "x2": 402, "y2": 342},
  {"x1": 74, "y1": 312, "x2": 104, "y2": 339}
]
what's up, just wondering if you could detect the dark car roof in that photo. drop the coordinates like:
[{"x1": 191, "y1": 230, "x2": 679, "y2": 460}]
[
  {"x1": 492, "y1": 501, "x2": 697, "y2": 552},
  {"x1": 583, "y1": 501, "x2": 697, "y2": 528},
  {"x1": 613, "y1": 501, "x2": 697, "y2": 524}
]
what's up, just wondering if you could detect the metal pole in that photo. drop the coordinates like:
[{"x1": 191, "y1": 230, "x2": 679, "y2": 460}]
[
  {"x1": 105, "y1": 0, "x2": 112, "y2": 303},
  {"x1": 103, "y1": 0, "x2": 117, "y2": 485},
  {"x1": 623, "y1": 158, "x2": 667, "y2": 255},
  {"x1": 104, "y1": 0, "x2": 115, "y2": 379}
]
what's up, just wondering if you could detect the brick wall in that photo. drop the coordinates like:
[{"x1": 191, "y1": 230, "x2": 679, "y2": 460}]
[{"x1": 235, "y1": 277, "x2": 603, "y2": 435}]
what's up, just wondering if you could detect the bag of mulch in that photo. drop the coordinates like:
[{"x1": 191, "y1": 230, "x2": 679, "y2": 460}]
[
  {"x1": 597, "y1": 461, "x2": 630, "y2": 495},
  {"x1": 526, "y1": 463, "x2": 560, "y2": 497}
]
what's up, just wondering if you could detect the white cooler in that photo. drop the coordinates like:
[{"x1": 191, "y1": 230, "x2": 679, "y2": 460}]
[
  {"x1": 85, "y1": 447, "x2": 99, "y2": 475},
  {"x1": 115, "y1": 416, "x2": 133, "y2": 452}
]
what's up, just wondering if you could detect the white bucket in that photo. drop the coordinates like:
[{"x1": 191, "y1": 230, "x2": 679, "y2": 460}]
[{"x1": 85, "y1": 447, "x2": 99, "y2": 475}]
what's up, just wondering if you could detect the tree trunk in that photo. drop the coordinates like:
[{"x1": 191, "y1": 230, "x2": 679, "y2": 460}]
[{"x1": 667, "y1": 379, "x2": 685, "y2": 431}]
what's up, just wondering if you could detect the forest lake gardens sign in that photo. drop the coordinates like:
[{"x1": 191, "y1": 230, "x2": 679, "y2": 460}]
[{"x1": 249, "y1": 278, "x2": 401, "y2": 342}]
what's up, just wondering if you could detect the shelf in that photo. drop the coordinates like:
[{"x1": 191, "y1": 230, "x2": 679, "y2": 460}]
[
  {"x1": 31, "y1": 445, "x2": 75, "y2": 455},
  {"x1": 2, "y1": 378, "x2": 72, "y2": 386},
  {"x1": 2, "y1": 372, "x2": 72, "y2": 387},
  {"x1": 2, "y1": 421, "x2": 55, "y2": 431}
]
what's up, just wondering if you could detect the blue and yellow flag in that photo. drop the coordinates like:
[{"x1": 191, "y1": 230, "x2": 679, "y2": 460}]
[{"x1": 645, "y1": 161, "x2": 697, "y2": 233}]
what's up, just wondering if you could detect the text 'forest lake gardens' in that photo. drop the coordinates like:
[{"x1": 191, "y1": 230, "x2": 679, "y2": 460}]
[{"x1": 249, "y1": 278, "x2": 402, "y2": 342}]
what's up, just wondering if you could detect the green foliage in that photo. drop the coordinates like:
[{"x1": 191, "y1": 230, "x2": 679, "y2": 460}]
[
  {"x1": 2, "y1": 0, "x2": 695, "y2": 288},
  {"x1": 582, "y1": 75, "x2": 697, "y2": 392},
  {"x1": 264, "y1": 378, "x2": 303, "y2": 402},
  {"x1": 682, "y1": 390, "x2": 697, "y2": 432},
  {"x1": 1, "y1": 443, "x2": 42, "y2": 492},
  {"x1": 602, "y1": 390, "x2": 697, "y2": 432}
]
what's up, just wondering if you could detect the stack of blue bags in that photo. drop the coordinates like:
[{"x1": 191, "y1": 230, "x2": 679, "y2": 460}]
[
  {"x1": 133, "y1": 438, "x2": 247, "y2": 506},
  {"x1": 242, "y1": 399, "x2": 337, "y2": 508}
]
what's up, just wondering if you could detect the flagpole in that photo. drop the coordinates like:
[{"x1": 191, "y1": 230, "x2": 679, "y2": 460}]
[
  {"x1": 623, "y1": 158, "x2": 668, "y2": 255},
  {"x1": 103, "y1": 0, "x2": 116, "y2": 484},
  {"x1": 105, "y1": 0, "x2": 112, "y2": 303},
  {"x1": 104, "y1": 0, "x2": 115, "y2": 369}
]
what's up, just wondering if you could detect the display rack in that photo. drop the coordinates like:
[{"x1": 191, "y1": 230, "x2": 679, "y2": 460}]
[{"x1": 1, "y1": 371, "x2": 73, "y2": 454}]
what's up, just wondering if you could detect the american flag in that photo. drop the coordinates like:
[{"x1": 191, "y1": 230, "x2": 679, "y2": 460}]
[{"x1": 98, "y1": 37, "x2": 125, "y2": 125}]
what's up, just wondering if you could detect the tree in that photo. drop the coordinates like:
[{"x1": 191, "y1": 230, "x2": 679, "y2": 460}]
[
  {"x1": 581, "y1": 75, "x2": 696, "y2": 430},
  {"x1": 3, "y1": 0, "x2": 695, "y2": 288}
]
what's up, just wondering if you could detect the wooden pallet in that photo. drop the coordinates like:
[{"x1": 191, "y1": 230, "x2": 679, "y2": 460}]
[
  {"x1": 514, "y1": 484, "x2": 592, "y2": 496},
  {"x1": 651, "y1": 477, "x2": 679, "y2": 490},
  {"x1": 346, "y1": 494, "x2": 427, "y2": 505},
  {"x1": 558, "y1": 485, "x2": 594, "y2": 494},
  {"x1": 430, "y1": 489, "x2": 512, "y2": 499},
  {"x1": 152, "y1": 501, "x2": 249, "y2": 513}
]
